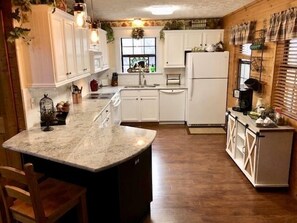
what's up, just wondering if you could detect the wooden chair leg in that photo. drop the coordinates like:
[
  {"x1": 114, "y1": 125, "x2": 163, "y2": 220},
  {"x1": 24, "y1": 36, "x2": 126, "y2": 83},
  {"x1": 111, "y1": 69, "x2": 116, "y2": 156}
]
[{"x1": 78, "y1": 193, "x2": 88, "y2": 223}]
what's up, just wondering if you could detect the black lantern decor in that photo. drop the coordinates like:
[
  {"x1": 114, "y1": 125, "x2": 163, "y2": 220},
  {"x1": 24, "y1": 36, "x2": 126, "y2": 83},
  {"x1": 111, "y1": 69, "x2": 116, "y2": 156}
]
[{"x1": 40, "y1": 94, "x2": 55, "y2": 131}]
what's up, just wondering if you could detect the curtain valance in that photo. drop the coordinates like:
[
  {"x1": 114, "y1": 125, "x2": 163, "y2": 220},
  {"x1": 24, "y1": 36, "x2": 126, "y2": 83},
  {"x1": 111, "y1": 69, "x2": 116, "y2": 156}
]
[
  {"x1": 266, "y1": 8, "x2": 297, "y2": 42},
  {"x1": 229, "y1": 21, "x2": 256, "y2": 45}
]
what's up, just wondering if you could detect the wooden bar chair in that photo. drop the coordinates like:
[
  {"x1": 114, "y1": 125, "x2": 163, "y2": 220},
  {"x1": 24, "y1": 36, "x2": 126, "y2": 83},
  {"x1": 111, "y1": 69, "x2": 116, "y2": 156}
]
[{"x1": 0, "y1": 163, "x2": 88, "y2": 223}]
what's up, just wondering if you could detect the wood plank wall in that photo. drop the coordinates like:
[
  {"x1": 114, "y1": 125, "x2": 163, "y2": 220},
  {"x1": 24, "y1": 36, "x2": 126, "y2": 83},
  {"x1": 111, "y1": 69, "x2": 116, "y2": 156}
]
[
  {"x1": 0, "y1": 1, "x2": 25, "y2": 169},
  {"x1": 223, "y1": 0, "x2": 297, "y2": 199}
]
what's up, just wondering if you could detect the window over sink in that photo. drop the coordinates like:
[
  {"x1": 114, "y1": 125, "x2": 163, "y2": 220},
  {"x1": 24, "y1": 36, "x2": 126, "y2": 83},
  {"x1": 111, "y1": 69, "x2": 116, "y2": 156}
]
[{"x1": 121, "y1": 37, "x2": 156, "y2": 73}]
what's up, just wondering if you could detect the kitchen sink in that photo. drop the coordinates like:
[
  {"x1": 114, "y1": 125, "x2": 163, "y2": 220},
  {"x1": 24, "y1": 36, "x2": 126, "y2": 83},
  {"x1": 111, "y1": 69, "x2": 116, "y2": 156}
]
[{"x1": 124, "y1": 85, "x2": 157, "y2": 88}]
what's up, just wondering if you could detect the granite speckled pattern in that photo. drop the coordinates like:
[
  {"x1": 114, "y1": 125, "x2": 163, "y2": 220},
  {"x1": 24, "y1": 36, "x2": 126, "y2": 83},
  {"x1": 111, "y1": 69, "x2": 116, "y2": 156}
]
[{"x1": 3, "y1": 95, "x2": 156, "y2": 172}]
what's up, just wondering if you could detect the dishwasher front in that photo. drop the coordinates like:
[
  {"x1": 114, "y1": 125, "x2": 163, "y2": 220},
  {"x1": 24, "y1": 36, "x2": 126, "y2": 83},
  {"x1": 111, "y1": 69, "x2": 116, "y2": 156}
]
[{"x1": 159, "y1": 89, "x2": 186, "y2": 122}]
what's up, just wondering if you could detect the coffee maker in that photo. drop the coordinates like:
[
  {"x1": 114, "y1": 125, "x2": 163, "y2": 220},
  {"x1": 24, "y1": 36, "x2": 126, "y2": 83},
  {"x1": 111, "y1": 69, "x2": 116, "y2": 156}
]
[
  {"x1": 232, "y1": 88, "x2": 253, "y2": 112},
  {"x1": 111, "y1": 72, "x2": 118, "y2": 86}
]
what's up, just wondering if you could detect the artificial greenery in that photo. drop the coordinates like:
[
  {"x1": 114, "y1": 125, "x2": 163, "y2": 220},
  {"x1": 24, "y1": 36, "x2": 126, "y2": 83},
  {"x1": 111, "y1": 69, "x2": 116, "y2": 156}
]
[
  {"x1": 101, "y1": 22, "x2": 114, "y2": 43},
  {"x1": 132, "y1": 27, "x2": 144, "y2": 39},
  {"x1": 160, "y1": 20, "x2": 184, "y2": 39},
  {"x1": 8, "y1": 0, "x2": 56, "y2": 45}
]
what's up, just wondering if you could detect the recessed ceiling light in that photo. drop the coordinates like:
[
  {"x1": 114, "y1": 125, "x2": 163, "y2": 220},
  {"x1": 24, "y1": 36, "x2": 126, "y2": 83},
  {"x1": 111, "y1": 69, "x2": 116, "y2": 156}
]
[{"x1": 148, "y1": 5, "x2": 177, "y2": 15}]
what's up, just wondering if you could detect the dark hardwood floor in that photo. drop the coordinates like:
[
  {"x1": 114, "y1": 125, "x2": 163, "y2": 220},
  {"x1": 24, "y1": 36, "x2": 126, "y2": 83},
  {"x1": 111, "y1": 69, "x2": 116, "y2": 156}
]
[{"x1": 124, "y1": 124, "x2": 297, "y2": 223}]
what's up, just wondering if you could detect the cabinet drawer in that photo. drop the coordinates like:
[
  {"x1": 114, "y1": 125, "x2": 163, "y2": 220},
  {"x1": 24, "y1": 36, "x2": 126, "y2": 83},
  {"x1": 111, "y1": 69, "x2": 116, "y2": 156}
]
[
  {"x1": 139, "y1": 90, "x2": 158, "y2": 97},
  {"x1": 121, "y1": 90, "x2": 138, "y2": 97}
]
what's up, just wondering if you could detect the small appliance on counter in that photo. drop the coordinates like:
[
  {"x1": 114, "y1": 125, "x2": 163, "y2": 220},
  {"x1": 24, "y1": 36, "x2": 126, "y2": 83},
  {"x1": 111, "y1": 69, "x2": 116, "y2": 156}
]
[
  {"x1": 111, "y1": 72, "x2": 118, "y2": 86},
  {"x1": 232, "y1": 88, "x2": 253, "y2": 112},
  {"x1": 90, "y1": 79, "x2": 99, "y2": 91}
]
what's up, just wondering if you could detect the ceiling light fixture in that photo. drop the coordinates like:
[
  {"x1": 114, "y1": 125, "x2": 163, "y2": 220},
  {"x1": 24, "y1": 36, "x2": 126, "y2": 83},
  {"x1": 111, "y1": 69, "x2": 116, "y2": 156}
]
[
  {"x1": 89, "y1": 0, "x2": 99, "y2": 45},
  {"x1": 74, "y1": 0, "x2": 87, "y2": 28},
  {"x1": 132, "y1": 18, "x2": 143, "y2": 27},
  {"x1": 149, "y1": 5, "x2": 176, "y2": 15}
]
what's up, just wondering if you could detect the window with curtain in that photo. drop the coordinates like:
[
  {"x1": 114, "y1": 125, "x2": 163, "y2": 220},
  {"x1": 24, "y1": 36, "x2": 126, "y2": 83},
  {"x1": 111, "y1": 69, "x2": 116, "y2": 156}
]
[{"x1": 272, "y1": 39, "x2": 297, "y2": 120}]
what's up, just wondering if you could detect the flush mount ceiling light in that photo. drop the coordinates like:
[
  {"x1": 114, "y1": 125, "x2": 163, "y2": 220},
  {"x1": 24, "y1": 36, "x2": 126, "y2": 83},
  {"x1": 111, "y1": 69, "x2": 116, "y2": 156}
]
[
  {"x1": 149, "y1": 5, "x2": 176, "y2": 15},
  {"x1": 74, "y1": 0, "x2": 87, "y2": 28}
]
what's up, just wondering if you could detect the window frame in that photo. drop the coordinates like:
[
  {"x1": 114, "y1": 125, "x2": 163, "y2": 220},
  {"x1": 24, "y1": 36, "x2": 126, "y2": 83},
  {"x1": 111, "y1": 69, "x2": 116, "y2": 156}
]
[
  {"x1": 272, "y1": 39, "x2": 297, "y2": 120},
  {"x1": 120, "y1": 37, "x2": 157, "y2": 73}
]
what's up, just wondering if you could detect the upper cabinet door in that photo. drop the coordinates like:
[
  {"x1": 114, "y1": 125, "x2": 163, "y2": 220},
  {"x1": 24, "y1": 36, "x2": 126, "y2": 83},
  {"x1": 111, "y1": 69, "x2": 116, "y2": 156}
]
[
  {"x1": 184, "y1": 30, "x2": 203, "y2": 50},
  {"x1": 202, "y1": 30, "x2": 224, "y2": 47},
  {"x1": 82, "y1": 29, "x2": 90, "y2": 73},
  {"x1": 50, "y1": 14, "x2": 68, "y2": 83},
  {"x1": 164, "y1": 31, "x2": 185, "y2": 68},
  {"x1": 63, "y1": 20, "x2": 77, "y2": 78},
  {"x1": 75, "y1": 28, "x2": 90, "y2": 75}
]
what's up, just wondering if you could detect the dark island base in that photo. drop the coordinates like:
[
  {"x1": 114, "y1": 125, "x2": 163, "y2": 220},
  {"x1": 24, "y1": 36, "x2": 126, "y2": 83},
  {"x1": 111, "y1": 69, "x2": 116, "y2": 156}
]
[{"x1": 23, "y1": 146, "x2": 152, "y2": 223}]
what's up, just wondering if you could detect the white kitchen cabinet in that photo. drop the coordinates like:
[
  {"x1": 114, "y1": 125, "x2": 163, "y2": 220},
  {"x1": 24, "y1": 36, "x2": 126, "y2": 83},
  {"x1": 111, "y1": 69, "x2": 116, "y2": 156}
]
[
  {"x1": 75, "y1": 28, "x2": 90, "y2": 75},
  {"x1": 159, "y1": 89, "x2": 186, "y2": 122},
  {"x1": 164, "y1": 31, "x2": 185, "y2": 68},
  {"x1": 184, "y1": 30, "x2": 203, "y2": 50},
  {"x1": 164, "y1": 30, "x2": 224, "y2": 68},
  {"x1": 121, "y1": 90, "x2": 159, "y2": 122},
  {"x1": 226, "y1": 110, "x2": 294, "y2": 187},
  {"x1": 99, "y1": 29, "x2": 109, "y2": 70},
  {"x1": 95, "y1": 102, "x2": 112, "y2": 128},
  {"x1": 202, "y1": 30, "x2": 224, "y2": 47},
  {"x1": 184, "y1": 30, "x2": 224, "y2": 51},
  {"x1": 16, "y1": 5, "x2": 90, "y2": 88}
]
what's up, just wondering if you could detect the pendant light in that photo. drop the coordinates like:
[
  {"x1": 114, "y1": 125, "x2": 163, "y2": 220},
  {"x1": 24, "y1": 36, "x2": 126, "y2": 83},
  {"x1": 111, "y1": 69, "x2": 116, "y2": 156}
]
[
  {"x1": 89, "y1": 0, "x2": 99, "y2": 45},
  {"x1": 74, "y1": 0, "x2": 87, "y2": 28}
]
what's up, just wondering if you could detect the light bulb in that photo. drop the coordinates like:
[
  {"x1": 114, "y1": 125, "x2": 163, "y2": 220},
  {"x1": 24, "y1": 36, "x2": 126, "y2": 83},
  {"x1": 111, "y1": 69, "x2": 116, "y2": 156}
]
[
  {"x1": 90, "y1": 29, "x2": 99, "y2": 44},
  {"x1": 75, "y1": 12, "x2": 85, "y2": 28}
]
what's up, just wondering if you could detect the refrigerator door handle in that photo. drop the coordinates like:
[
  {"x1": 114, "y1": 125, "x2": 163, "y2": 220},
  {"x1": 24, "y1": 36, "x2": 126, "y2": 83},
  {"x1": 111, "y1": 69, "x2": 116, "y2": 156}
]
[{"x1": 189, "y1": 78, "x2": 194, "y2": 101}]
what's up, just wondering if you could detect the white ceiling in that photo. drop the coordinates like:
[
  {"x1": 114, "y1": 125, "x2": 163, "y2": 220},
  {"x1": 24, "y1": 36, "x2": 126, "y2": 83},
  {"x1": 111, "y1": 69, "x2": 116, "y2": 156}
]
[{"x1": 73, "y1": 0, "x2": 255, "y2": 21}]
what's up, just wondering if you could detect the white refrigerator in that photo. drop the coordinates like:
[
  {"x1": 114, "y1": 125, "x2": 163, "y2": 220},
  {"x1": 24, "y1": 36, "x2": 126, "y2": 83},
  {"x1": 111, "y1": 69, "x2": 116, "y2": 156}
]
[{"x1": 186, "y1": 52, "x2": 229, "y2": 126}]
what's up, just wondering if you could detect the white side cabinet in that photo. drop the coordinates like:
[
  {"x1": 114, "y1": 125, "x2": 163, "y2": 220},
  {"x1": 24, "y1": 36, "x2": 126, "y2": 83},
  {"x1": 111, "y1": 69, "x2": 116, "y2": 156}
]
[
  {"x1": 121, "y1": 90, "x2": 159, "y2": 122},
  {"x1": 226, "y1": 110, "x2": 294, "y2": 187},
  {"x1": 16, "y1": 5, "x2": 90, "y2": 88}
]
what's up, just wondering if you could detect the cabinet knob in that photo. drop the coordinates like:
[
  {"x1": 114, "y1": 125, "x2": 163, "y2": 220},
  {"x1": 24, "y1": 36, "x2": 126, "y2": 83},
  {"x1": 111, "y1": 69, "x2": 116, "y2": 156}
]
[{"x1": 136, "y1": 98, "x2": 138, "y2": 100}]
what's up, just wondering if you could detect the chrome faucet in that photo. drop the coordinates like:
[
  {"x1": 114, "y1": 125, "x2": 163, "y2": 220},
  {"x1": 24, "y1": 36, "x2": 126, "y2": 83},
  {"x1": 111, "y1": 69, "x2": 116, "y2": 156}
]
[
  {"x1": 138, "y1": 69, "x2": 146, "y2": 86},
  {"x1": 138, "y1": 69, "x2": 142, "y2": 85}
]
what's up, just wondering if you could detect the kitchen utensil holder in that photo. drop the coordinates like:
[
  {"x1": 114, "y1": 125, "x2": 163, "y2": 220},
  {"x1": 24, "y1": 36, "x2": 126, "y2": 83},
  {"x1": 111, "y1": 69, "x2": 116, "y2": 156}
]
[{"x1": 72, "y1": 93, "x2": 82, "y2": 104}]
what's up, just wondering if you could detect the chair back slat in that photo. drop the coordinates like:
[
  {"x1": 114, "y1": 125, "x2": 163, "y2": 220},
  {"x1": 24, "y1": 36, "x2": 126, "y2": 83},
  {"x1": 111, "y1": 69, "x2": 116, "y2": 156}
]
[
  {"x1": 5, "y1": 185, "x2": 31, "y2": 204},
  {"x1": 0, "y1": 163, "x2": 46, "y2": 222},
  {"x1": 0, "y1": 166, "x2": 27, "y2": 185}
]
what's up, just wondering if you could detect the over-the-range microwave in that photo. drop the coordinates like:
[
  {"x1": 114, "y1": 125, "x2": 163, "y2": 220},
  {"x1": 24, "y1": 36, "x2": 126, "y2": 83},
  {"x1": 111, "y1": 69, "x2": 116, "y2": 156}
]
[{"x1": 90, "y1": 51, "x2": 103, "y2": 73}]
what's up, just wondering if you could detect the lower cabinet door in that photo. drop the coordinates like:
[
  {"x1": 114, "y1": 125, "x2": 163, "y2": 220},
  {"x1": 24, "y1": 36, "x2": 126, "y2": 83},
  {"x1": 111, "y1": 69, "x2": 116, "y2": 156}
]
[
  {"x1": 121, "y1": 97, "x2": 140, "y2": 122},
  {"x1": 226, "y1": 115, "x2": 237, "y2": 158},
  {"x1": 140, "y1": 97, "x2": 159, "y2": 121},
  {"x1": 243, "y1": 128, "x2": 258, "y2": 183}
]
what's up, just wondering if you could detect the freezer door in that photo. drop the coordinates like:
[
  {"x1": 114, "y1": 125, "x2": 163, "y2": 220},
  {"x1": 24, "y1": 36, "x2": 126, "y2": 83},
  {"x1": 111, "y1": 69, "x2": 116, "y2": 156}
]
[
  {"x1": 187, "y1": 78, "x2": 227, "y2": 125},
  {"x1": 189, "y1": 52, "x2": 229, "y2": 78}
]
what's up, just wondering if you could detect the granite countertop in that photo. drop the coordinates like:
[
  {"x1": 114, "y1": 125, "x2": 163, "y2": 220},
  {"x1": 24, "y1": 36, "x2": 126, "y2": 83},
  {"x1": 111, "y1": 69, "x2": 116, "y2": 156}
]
[{"x1": 3, "y1": 96, "x2": 157, "y2": 172}]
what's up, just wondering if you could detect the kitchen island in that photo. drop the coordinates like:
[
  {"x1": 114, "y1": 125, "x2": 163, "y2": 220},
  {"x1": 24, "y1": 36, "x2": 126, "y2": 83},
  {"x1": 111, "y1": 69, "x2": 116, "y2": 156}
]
[{"x1": 2, "y1": 96, "x2": 156, "y2": 223}]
